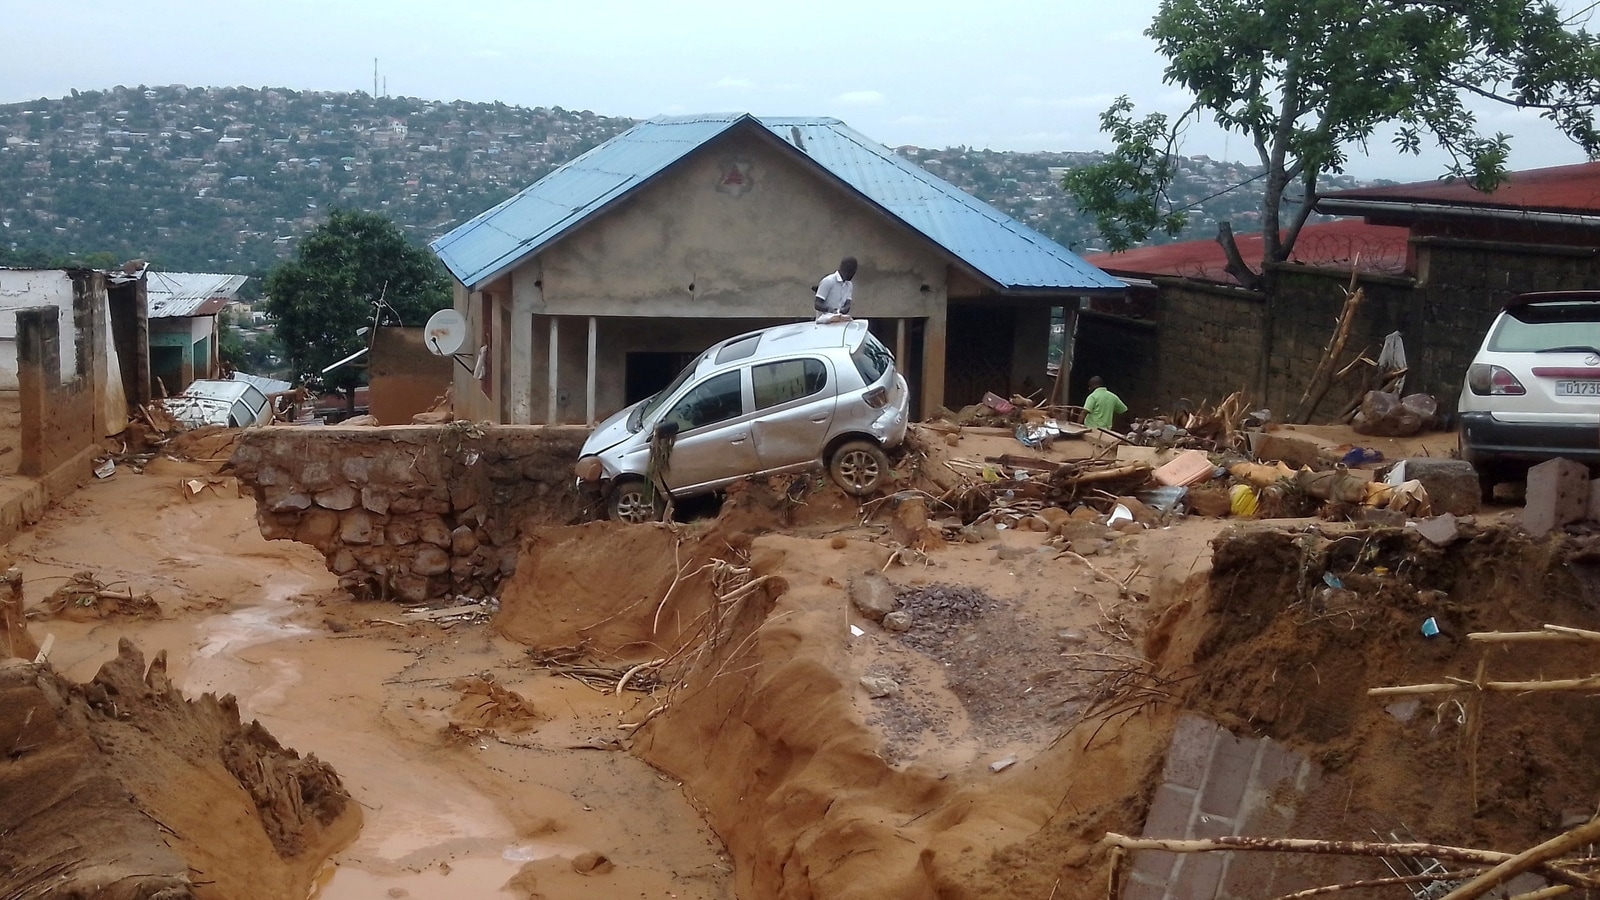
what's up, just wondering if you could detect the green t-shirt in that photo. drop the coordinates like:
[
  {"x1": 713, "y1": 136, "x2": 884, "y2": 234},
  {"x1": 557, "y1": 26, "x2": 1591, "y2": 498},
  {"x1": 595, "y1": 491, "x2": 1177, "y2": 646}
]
[{"x1": 1083, "y1": 386, "x2": 1127, "y2": 429}]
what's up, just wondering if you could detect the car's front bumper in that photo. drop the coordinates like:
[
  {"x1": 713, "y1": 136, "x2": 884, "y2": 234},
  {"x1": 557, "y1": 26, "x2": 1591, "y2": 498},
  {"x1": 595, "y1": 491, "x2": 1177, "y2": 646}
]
[{"x1": 1459, "y1": 411, "x2": 1600, "y2": 465}]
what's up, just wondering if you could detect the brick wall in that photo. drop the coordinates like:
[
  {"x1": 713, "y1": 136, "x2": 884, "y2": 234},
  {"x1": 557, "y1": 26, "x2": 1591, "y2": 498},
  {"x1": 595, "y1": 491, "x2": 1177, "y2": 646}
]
[
  {"x1": 1151, "y1": 283, "x2": 1265, "y2": 412},
  {"x1": 1139, "y1": 237, "x2": 1600, "y2": 419},
  {"x1": 230, "y1": 425, "x2": 589, "y2": 602}
]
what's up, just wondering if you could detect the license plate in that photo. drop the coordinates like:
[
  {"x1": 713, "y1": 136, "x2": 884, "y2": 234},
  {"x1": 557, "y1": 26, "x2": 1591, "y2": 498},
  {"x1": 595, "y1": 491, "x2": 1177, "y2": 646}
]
[{"x1": 1556, "y1": 380, "x2": 1600, "y2": 396}]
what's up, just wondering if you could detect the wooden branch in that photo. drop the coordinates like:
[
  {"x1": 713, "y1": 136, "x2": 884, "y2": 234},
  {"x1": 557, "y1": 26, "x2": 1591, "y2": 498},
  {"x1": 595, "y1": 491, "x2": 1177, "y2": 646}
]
[
  {"x1": 1293, "y1": 284, "x2": 1364, "y2": 423},
  {"x1": 1468, "y1": 624, "x2": 1600, "y2": 644},
  {"x1": 1439, "y1": 817, "x2": 1600, "y2": 900},
  {"x1": 1369, "y1": 675, "x2": 1600, "y2": 696},
  {"x1": 1507, "y1": 886, "x2": 1572, "y2": 900},
  {"x1": 1101, "y1": 834, "x2": 1600, "y2": 890},
  {"x1": 1545, "y1": 625, "x2": 1600, "y2": 641},
  {"x1": 1271, "y1": 868, "x2": 1487, "y2": 900}
]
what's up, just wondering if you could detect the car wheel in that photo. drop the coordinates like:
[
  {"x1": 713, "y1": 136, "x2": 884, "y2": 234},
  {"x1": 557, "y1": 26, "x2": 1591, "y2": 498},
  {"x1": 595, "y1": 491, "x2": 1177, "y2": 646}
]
[
  {"x1": 608, "y1": 479, "x2": 663, "y2": 523},
  {"x1": 829, "y1": 440, "x2": 891, "y2": 496}
]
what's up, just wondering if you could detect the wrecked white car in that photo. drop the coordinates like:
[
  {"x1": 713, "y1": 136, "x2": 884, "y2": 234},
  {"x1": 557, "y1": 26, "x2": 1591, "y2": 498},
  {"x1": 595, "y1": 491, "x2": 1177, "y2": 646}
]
[
  {"x1": 575, "y1": 319, "x2": 910, "y2": 522},
  {"x1": 162, "y1": 379, "x2": 274, "y2": 429}
]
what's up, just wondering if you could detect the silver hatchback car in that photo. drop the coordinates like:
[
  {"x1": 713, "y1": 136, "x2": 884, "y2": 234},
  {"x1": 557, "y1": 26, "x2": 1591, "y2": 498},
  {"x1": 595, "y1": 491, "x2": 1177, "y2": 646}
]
[{"x1": 575, "y1": 319, "x2": 910, "y2": 522}]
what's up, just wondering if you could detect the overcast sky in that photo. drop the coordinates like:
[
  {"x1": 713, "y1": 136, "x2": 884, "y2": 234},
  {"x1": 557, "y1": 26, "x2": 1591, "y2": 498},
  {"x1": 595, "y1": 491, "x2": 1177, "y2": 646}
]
[{"x1": 4, "y1": 0, "x2": 1596, "y2": 181}]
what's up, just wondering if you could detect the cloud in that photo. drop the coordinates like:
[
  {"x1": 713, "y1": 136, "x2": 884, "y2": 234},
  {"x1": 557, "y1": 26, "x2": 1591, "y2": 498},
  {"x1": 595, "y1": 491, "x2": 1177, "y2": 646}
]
[
  {"x1": 711, "y1": 76, "x2": 753, "y2": 90},
  {"x1": 468, "y1": 49, "x2": 504, "y2": 60},
  {"x1": 835, "y1": 90, "x2": 886, "y2": 106},
  {"x1": 894, "y1": 114, "x2": 954, "y2": 126},
  {"x1": 1012, "y1": 93, "x2": 1119, "y2": 110}
]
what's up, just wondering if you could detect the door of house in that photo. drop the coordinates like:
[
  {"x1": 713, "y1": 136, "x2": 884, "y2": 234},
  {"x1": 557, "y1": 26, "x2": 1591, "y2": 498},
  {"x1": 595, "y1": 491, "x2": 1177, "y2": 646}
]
[{"x1": 626, "y1": 351, "x2": 700, "y2": 405}]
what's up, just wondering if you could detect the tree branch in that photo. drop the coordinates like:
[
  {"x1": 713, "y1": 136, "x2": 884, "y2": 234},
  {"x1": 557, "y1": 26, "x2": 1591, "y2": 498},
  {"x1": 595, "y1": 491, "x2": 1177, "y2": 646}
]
[{"x1": 1215, "y1": 222, "x2": 1262, "y2": 290}]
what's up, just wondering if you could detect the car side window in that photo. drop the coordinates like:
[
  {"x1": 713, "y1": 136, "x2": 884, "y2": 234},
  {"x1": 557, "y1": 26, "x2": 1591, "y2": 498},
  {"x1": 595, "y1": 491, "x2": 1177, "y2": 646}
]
[
  {"x1": 752, "y1": 358, "x2": 827, "y2": 410},
  {"x1": 663, "y1": 371, "x2": 744, "y2": 431}
]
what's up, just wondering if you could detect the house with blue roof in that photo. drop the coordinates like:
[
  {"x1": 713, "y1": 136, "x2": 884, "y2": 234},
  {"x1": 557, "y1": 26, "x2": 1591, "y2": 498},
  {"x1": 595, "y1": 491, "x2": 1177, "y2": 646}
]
[{"x1": 430, "y1": 113, "x2": 1122, "y2": 424}]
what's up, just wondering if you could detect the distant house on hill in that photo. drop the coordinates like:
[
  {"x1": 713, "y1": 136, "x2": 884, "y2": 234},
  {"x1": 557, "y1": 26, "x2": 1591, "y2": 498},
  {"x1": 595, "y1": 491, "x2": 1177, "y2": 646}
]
[
  {"x1": 143, "y1": 270, "x2": 247, "y2": 394},
  {"x1": 429, "y1": 113, "x2": 1123, "y2": 425},
  {"x1": 1081, "y1": 161, "x2": 1600, "y2": 416}
]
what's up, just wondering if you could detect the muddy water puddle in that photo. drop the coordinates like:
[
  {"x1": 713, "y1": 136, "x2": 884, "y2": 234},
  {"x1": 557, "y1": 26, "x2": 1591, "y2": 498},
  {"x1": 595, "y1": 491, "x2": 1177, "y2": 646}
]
[{"x1": 15, "y1": 474, "x2": 730, "y2": 899}]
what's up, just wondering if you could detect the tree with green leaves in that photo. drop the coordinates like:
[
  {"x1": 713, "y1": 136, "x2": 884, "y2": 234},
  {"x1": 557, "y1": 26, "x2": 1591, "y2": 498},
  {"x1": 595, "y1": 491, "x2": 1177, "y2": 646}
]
[
  {"x1": 264, "y1": 209, "x2": 451, "y2": 410},
  {"x1": 1065, "y1": 0, "x2": 1600, "y2": 292}
]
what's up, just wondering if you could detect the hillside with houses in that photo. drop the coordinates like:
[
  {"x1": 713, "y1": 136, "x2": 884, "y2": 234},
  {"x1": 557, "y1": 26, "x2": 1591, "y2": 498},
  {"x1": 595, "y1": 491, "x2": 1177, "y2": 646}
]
[{"x1": 0, "y1": 85, "x2": 1362, "y2": 274}]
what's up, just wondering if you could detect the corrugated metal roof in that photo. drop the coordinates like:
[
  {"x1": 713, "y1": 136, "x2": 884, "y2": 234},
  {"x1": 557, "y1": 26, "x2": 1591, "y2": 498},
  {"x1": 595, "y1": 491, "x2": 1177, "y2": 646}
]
[
  {"x1": 145, "y1": 271, "x2": 248, "y2": 318},
  {"x1": 1321, "y1": 160, "x2": 1600, "y2": 214},
  {"x1": 430, "y1": 115, "x2": 746, "y2": 291},
  {"x1": 1086, "y1": 220, "x2": 1412, "y2": 286},
  {"x1": 430, "y1": 114, "x2": 1121, "y2": 294}
]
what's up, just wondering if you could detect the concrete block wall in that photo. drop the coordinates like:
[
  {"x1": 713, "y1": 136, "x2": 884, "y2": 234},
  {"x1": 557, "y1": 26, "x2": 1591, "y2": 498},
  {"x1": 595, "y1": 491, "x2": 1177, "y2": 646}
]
[
  {"x1": 230, "y1": 425, "x2": 589, "y2": 602},
  {"x1": 1152, "y1": 284, "x2": 1266, "y2": 410}
]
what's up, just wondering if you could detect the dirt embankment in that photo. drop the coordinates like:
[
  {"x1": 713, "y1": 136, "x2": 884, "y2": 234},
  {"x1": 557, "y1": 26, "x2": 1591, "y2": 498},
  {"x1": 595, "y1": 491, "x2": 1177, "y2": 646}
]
[
  {"x1": 1154, "y1": 522, "x2": 1600, "y2": 842},
  {"x1": 1, "y1": 639, "x2": 360, "y2": 900},
  {"x1": 494, "y1": 493, "x2": 1171, "y2": 900},
  {"x1": 497, "y1": 492, "x2": 1600, "y2": 899}
]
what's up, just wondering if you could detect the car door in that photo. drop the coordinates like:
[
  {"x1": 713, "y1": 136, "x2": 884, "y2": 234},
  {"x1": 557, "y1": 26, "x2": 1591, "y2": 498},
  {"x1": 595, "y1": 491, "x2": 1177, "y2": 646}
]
[
  {"x1": 656, "y1": 369, "x2": 762, "y2": 494},
  {"x1": 749, "y1": 356, "x2": 836, "y2": 471}
]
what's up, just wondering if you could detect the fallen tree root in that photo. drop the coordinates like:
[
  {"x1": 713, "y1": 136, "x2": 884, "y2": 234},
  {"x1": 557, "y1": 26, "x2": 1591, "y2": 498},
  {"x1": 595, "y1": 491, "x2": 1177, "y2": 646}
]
[{"x1": 1100, "y1": 834, "x2": 1600, "y2": 890}]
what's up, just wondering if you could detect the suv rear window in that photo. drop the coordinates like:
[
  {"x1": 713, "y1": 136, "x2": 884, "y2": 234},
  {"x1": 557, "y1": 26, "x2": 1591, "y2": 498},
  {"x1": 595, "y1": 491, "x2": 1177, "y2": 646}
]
[
  {"x1": 851, "y1": 334, "x2": 893, "y2": 384},
  {"x1": 1490, "y1": 302, "x2": 1600, "y2": 352}
]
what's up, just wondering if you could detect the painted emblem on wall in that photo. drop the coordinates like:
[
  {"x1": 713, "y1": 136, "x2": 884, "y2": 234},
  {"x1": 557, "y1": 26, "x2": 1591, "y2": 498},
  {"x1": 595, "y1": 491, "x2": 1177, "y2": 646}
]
[{"x1": 716, "y1": 159, "x2": 753, "y2": 197}]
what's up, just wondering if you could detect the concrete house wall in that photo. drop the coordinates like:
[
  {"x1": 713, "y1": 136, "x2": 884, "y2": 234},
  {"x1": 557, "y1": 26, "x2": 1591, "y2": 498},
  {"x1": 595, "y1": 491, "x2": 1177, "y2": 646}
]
[{"x1": 454, "y1": 128, "x2": 952, "y2": 425}]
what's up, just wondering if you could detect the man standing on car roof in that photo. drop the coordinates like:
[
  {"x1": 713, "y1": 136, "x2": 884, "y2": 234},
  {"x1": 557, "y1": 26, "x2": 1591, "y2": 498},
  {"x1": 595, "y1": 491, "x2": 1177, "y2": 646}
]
[{"x1": 814, "y1": 256, "x2": 857, "y2": 322}]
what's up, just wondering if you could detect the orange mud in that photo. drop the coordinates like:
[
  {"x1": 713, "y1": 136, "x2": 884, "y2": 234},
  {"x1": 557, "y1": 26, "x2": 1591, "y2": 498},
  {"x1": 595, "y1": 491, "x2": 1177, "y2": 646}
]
[{"x1": 7, "y1": 425, "x2": 1587, "y2": 900}]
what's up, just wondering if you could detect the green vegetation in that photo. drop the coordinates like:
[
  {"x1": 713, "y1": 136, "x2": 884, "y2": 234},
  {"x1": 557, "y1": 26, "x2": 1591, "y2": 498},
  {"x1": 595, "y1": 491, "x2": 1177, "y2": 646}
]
[
  {"x1": 264, "y1": 210, "x2": 451, "y2": 406},
  {"x1": 1065, "y1": 0, "x2": 1600, "y2": 289}
]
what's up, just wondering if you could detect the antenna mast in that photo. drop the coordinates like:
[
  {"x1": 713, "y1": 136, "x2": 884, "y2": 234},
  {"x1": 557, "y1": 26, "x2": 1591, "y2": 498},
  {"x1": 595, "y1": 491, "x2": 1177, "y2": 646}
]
[{"x1": 373, "y1": 58, "x2": 378, "y2": 98}]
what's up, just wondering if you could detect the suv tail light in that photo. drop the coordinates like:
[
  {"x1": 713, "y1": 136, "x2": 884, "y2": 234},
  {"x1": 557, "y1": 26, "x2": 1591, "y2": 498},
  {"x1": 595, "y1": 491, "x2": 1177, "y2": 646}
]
[
  {"x1": 1467, "y1": 364, "x2": 1527, "y2": 396},
  {"x1": 863, "y1": 386, "x2": 888, "y2": 408}
]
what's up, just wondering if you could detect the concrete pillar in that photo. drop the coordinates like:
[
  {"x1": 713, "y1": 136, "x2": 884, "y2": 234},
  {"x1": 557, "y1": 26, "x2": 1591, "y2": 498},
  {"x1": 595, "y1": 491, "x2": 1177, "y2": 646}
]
[
  {"x1": 17, "y1": 307, "x2": 60, "y2": 477},
  {"x1": 921, "y1": 305, "x2": 947, "y2": 415},
  {"x1": 547, "y1": 315, "x2": 560, "y2": 425},
  {"x1": 509, "y1": 288, "x2": 534, "y2": 424},
  {"x1": 895, "y1": 318, "x2": 907, "y2": 369},
  {"x1": 179, "y1": 340, "x2": 194, "y2": 391},
  {"x1": 586, "y1": 316, "x2": 598, "y2": 425}
]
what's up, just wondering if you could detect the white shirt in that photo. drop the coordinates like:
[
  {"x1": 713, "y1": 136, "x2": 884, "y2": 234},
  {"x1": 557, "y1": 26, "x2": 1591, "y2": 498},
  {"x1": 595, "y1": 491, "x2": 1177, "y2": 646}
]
[{"x1": 814, "y1": 271, "x2": 853, "y2": 315}]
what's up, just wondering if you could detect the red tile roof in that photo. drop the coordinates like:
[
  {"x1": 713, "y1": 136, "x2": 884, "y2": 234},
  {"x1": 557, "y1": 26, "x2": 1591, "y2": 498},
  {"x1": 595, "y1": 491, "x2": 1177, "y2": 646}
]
[
  {"x1": 1323, "y1": 160, "x2": 1600, "y2": 213},
  {"x1": 1084, "y1": 219, "x2": 1410, "y2": 285}
]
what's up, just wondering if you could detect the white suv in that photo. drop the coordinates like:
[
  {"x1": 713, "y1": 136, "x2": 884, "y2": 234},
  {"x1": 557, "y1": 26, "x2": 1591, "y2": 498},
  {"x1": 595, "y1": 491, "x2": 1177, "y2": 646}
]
[{"x1": 1459, "y1": 291, "x2": 1600, "y2": 500}]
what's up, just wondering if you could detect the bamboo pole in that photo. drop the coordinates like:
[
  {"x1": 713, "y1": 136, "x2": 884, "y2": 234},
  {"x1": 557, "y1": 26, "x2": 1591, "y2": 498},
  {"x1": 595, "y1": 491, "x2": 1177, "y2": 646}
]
[
  {"x1": 1099, "y1": 834, "x2": 1600, "y2": 889},
  {"x1": 1271, "y1": 868, "x2": 1487, "y2": 900},
  {"x1": 1369, "y1": 675, "x2": 1600, "y2": 696},
  {"x1": 1438, "y1": 818, "x2": 1600, "y2": 900},
  {"x1": 1468, "y1": 624, "x2": 1600, "y2": 643}
]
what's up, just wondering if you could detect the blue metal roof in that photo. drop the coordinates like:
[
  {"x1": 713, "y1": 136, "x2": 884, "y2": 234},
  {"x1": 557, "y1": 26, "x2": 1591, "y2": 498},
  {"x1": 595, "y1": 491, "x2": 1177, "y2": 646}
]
[{"x1": 431, "y1": 113, "x2": 1121, "y2": 293}]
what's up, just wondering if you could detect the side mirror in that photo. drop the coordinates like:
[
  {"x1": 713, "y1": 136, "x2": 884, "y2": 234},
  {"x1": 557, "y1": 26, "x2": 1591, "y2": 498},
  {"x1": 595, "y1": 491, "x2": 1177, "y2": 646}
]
[{"x1": 654, "y1": 421, "x2": 681, "y2": 441}]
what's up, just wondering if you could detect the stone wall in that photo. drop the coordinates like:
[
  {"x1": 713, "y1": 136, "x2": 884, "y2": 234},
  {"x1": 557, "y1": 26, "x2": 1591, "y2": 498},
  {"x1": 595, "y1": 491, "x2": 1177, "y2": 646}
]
[{"x1": 230, "y1": 425, "x2": 590, "y2": 601}]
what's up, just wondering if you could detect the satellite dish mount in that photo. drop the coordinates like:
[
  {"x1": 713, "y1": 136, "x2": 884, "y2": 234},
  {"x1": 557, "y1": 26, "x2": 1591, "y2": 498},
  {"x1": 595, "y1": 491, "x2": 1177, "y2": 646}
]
[{"x1": 423, "y1": 309, "x2": 475, "y2": 373}]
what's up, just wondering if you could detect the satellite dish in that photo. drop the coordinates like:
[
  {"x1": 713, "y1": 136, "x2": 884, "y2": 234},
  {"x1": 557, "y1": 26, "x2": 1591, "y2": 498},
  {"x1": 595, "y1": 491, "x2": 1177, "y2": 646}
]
[{"x1": 424, "y1": 309, "x2": 467, "y2": 356}]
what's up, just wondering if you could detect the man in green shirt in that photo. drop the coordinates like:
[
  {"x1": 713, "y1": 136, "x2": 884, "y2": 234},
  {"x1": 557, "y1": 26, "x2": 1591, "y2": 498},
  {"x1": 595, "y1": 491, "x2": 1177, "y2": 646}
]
[{"x1": 1082, "y1": 376, "x2": 1128, "y2": 430}]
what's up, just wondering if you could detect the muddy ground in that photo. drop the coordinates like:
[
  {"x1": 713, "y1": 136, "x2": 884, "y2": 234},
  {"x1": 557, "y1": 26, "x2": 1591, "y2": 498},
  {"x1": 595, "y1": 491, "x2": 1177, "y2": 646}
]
[{"x1": 3, "y1": 424, "x2": 1594, "y2": 899}]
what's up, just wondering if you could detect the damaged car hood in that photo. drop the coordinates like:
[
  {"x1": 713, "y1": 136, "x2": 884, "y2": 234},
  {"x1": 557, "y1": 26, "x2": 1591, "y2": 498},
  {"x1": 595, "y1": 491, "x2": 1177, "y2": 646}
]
[{"x1": 581, "y1": 402, "x2": 642, "y2": 456}]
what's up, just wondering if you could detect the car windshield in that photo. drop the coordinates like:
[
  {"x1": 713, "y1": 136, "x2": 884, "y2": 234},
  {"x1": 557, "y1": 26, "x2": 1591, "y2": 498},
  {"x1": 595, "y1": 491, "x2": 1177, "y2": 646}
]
[
  {"x1": 630, "y1": 350, "x2": 708, "y2": 431},
  {"x1": 1490, "y1": 302, "x2": 1600, "y2": 353}
]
